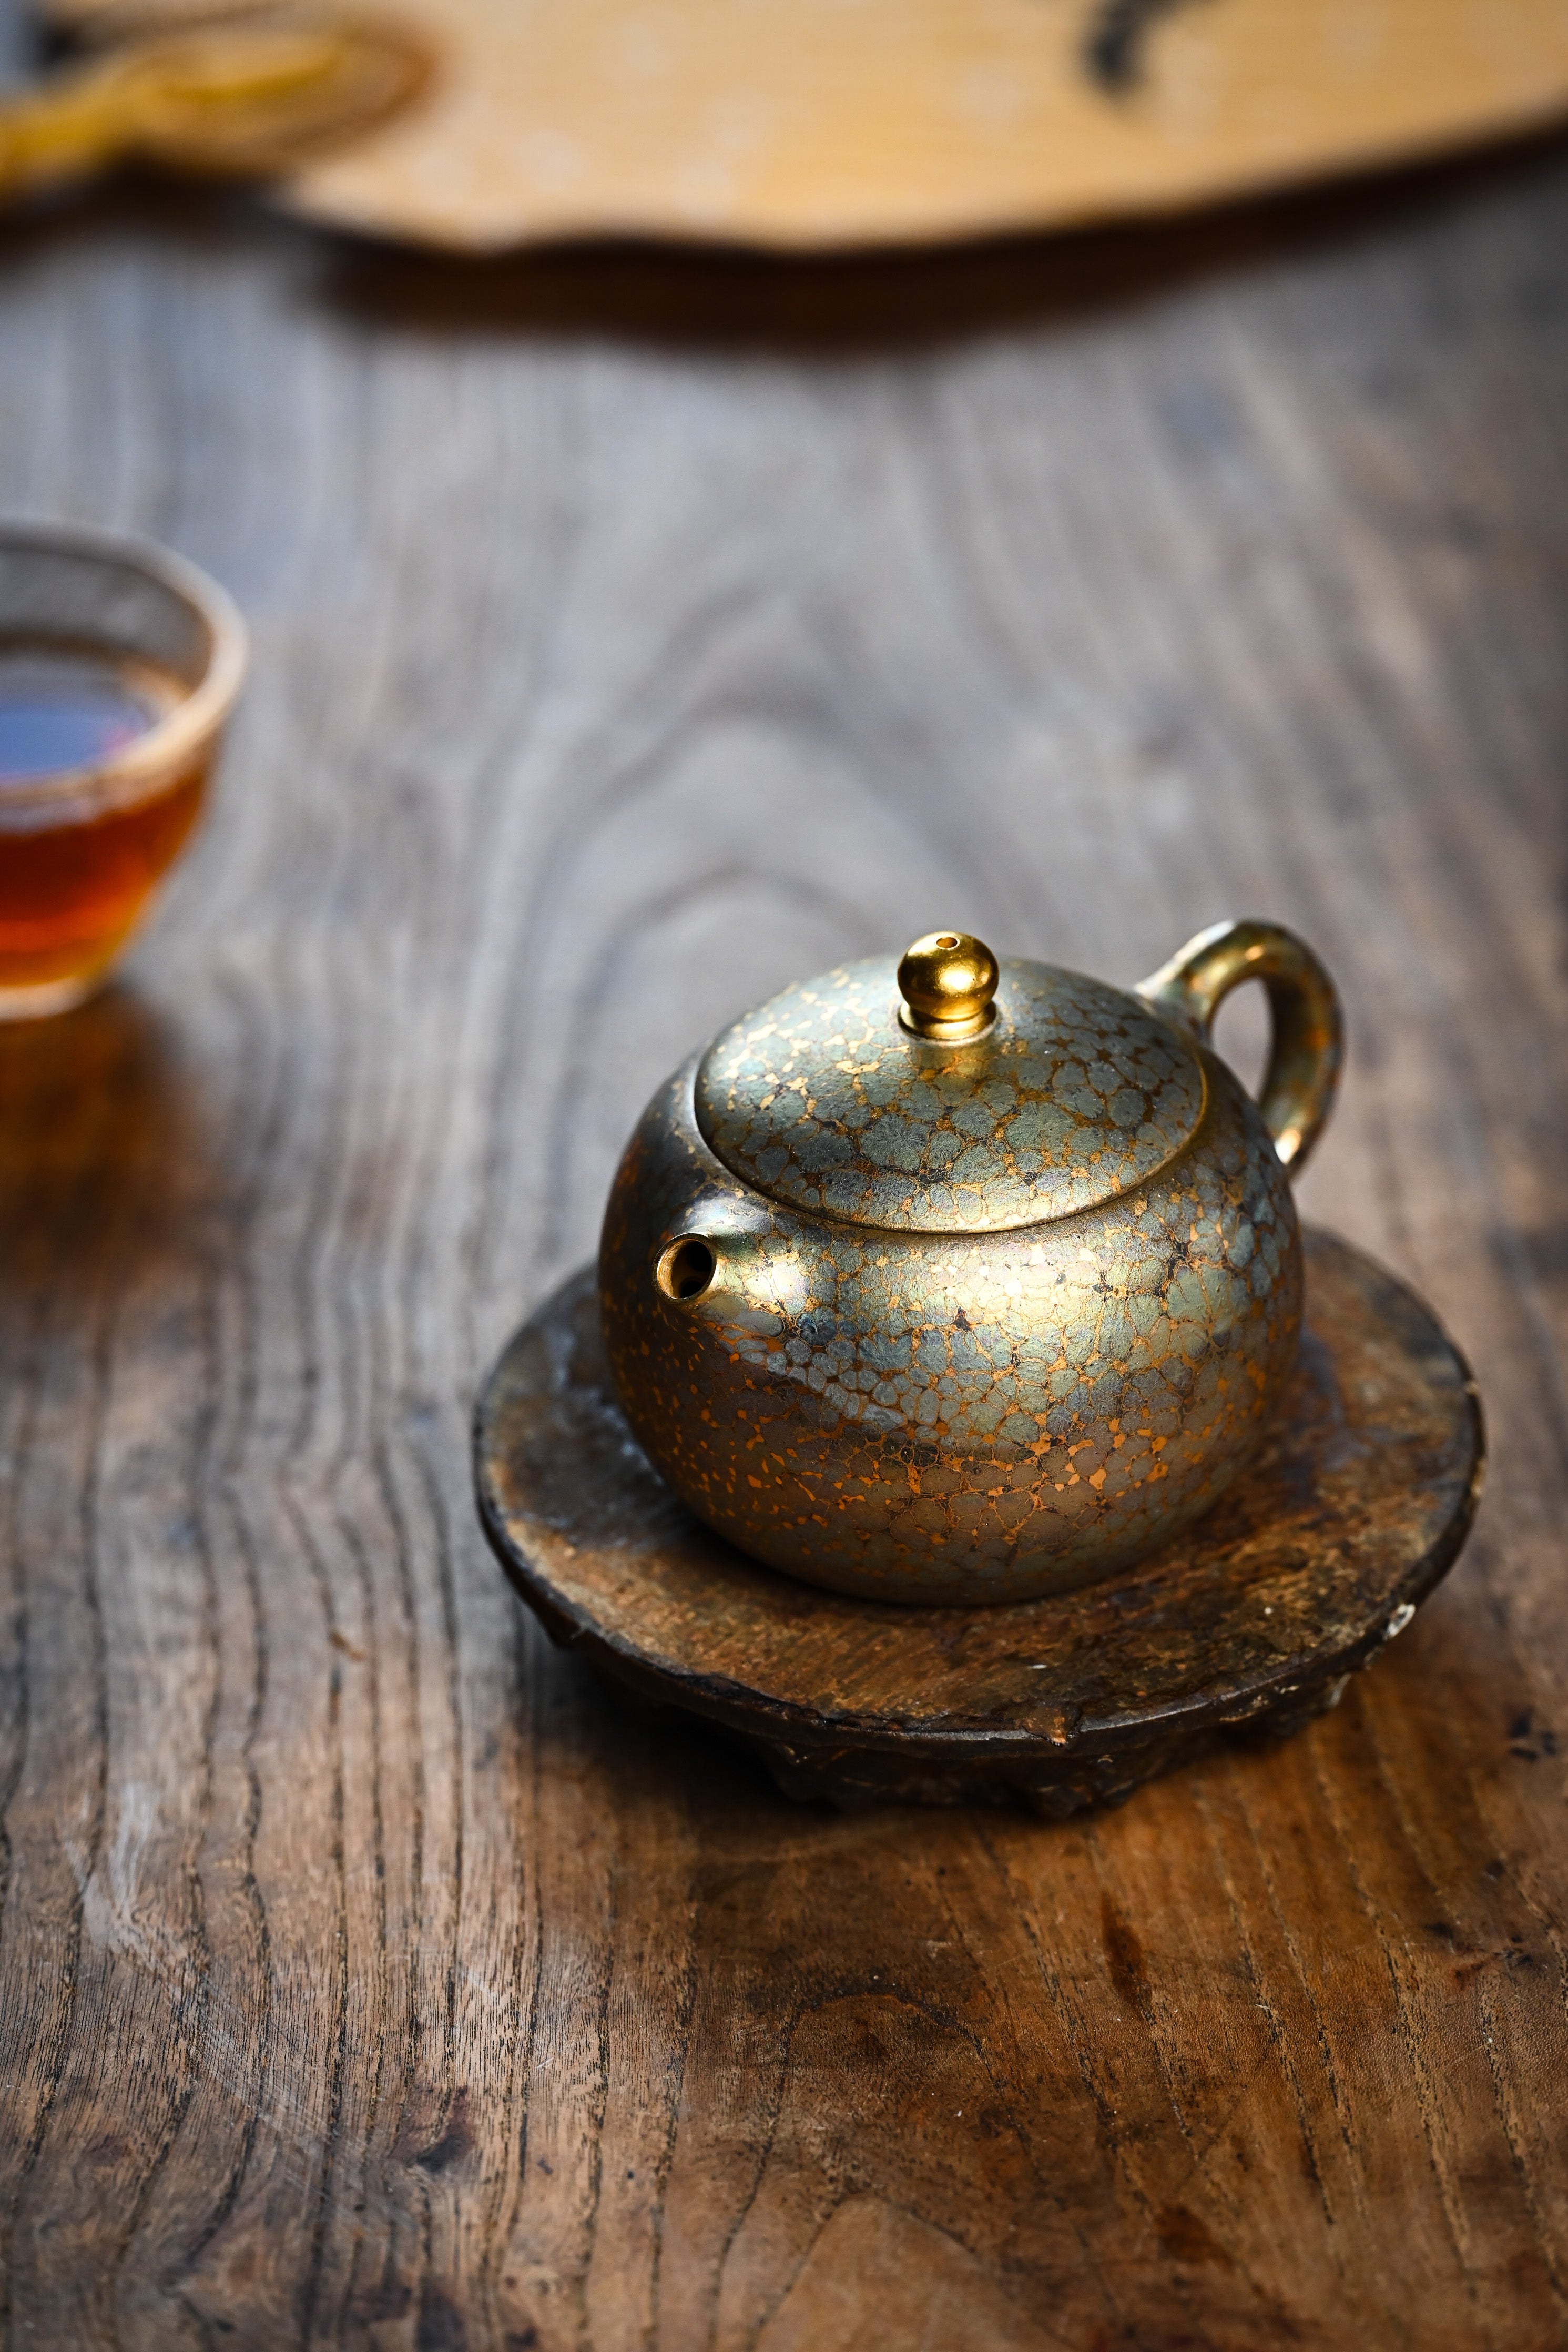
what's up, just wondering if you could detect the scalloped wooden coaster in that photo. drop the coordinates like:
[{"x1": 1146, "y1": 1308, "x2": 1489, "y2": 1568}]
[{"x1": 475, "y1": 1230, "x2": 1482, "y2": 1816}]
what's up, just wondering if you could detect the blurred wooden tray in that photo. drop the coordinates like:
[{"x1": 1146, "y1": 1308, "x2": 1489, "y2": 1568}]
[
  {"x1": 37, "y1": 0, "x2": 1568, "y2": 252},
  {"x1": 475, "y1": 1230, "x2": 1483, "y2": 1816}
]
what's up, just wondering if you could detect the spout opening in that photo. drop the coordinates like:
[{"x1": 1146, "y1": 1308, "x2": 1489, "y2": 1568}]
[{"x1": 656, "y1": 1235, "x2": 716, "y2": 1304}]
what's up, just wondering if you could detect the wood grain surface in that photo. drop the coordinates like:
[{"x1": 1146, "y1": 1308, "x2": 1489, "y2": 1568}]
[{"x1": 0, "y1": 123, "x2": 1566, "y2": 2351}]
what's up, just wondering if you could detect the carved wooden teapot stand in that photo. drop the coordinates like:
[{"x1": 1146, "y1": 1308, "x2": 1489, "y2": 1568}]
[{"x1": 475, "y1": 1230, "x2": 1482, "y2": 1817}]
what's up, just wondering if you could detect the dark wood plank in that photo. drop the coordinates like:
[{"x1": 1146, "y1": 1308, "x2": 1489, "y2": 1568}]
[{"x1": 0, "y1": 125, "x2": 1565, "y2": 2349}]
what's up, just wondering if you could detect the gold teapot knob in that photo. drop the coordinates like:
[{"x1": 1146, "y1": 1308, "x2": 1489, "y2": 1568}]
[{"x1": 897, "y1": 930, "x2": 999, "y2": 1041}]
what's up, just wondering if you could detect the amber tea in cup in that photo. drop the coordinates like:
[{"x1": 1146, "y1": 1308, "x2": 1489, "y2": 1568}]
[{"x1": 0, "y1": 523, "x2": 247, "y2": 1018}]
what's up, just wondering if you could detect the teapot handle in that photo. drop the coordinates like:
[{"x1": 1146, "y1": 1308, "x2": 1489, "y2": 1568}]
[{"x1": 1137, "y1": 919, "x2": 1343, "y2": 1178}]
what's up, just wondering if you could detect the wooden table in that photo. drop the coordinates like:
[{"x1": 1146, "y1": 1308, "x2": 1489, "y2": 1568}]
[{"x1": 1, "y1": 124, "x2": 1566, "y2": 2352}]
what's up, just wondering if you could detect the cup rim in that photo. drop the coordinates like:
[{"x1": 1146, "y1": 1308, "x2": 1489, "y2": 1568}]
[{"x1": 0, "y1": 518, "x2": 249, "y2": 821}]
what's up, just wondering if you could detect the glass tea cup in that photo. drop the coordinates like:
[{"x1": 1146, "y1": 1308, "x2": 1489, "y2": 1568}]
[{"x1": 0, "y1": 521, "x2": 247, "y2": 1019}]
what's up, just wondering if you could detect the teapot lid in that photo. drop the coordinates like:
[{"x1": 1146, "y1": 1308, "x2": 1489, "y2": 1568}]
[{"x1": 693, "y1": 931, "x2": 1206, "y2": 1233}]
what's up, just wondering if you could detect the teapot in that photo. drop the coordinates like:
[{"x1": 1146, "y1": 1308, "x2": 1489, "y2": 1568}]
[{"x1": 599, "y1": 920, "x2": 1341, "y2": 1605}]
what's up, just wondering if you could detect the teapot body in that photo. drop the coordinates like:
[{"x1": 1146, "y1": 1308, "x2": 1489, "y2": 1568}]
[{"x1": 600, "y1": 1031, "x2": 1302, "y2": 1605}]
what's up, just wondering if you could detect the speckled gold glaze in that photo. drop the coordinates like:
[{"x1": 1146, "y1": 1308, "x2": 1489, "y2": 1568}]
[
  {"x1": 696, "y1": 957, "x2": 1206, "y2": 1230},
  {"x1": 600, "y1": 927, "x2": 1342, "y2": 1605}
]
